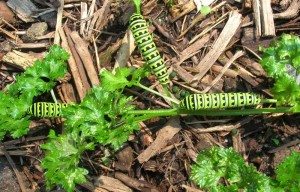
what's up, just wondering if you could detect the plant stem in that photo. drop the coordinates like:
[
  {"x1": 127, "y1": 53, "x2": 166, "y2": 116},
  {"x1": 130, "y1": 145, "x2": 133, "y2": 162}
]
[
  {"x1": 262, "y1": 99, "x2": 278, "y2": 103},
  {"x1": 137, "y1": 83, "x2": 180, "y2": 104},
  {"x1": 129, "y1": 107, "x2": 295, "y2": 122},
  {"x1": 50, "y1": 89, "x2": 57, "y2": 103}
]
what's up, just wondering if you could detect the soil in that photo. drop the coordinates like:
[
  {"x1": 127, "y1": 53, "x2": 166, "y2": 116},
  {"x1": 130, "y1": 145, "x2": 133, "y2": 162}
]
[{"x1": 0, "y1": 157, "x2": 20, "y2": 192}]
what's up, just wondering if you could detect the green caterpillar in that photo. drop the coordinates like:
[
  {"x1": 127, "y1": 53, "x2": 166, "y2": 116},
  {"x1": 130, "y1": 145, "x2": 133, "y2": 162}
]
[
  {"x1": 129, "y1": 13, "x2": 169, "y2": 84},
  {"x1": 27, "y1": 102, "x2": 68, "y2": 117},
  {"x1": 180, "y1": 93, "x2": 262, "y2": 110}
]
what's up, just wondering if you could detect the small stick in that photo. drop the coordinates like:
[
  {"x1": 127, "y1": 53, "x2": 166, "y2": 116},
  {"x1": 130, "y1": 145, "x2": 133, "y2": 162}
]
[{"x1": 54, "y1": 0, "x2": 64, "y2": 44}]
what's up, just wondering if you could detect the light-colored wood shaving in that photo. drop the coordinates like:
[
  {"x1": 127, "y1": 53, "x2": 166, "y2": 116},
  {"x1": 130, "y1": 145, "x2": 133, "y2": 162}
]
[
  {"x1": 2, "y1": 50, "x2": 37, "y2": 70},
  {"x1": 192, "y1": 11, "x2": 242, "y2": 82},
  {"x1": 137, "y1": 118, "x2": 181, "y2": 163},
  {"x1": 113, "y1": 30, "x2": 136, "y2": 70},
  {"x1": 252, "y1": 0, "x2": 262, "y2": 37},
  {"x1": 86, "y1": 0, "x2": 111, "y2": 40},
  {"x1": 260, "y1": 0, "x2": 276, "y2": 36},
  {"x1": 94, "y1": 175, "x2": 132, "y2": 192},
  {"x1": 274, "y1": 0, "x2": 300, "y2": 19}
]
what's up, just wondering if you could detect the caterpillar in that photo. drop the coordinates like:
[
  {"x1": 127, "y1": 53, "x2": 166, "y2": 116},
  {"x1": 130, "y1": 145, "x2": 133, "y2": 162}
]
[
  {"x1": 129, "y1": 13, "x2": 169, "y2": 84},
  {"x1": 180, "y1": 93, "x2": 262, "y2": 110},
  {"x1": 27, "y1": 102, "x2": 68, "y2": 117}
]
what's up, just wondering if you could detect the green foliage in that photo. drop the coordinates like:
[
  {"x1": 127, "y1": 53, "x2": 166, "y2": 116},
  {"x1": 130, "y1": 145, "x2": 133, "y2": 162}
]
[
  {"x1": 41, "y1": 130, "x2": 93, "y2": 192},
  {"x1": 275, "y1": 152, "x2": 300, "y2": 192},
  {"x1": 200, "y1": 6, "x2": 212, "y2": 15},
  {"x1": 0, "y1": 45, "x2": 69, "y2": 139},
  {"x1": 190, "y1": 147, "x2": 272, "y2": 192},
  {"x1": 100, "y1": 67, "x2": 147, "y2": 91},
  {"x1": 260, "y1": 34, "x2": 300, "y2": 111},
  {"x1": 191, "y1": 147, "x2": 300, "y2": 192},
  {"x1": 42, "y1": 68, "x2": 141, "y2": 191},
  {"x1": 62, "y1": 85, "x2": 140, "y2": 149}
]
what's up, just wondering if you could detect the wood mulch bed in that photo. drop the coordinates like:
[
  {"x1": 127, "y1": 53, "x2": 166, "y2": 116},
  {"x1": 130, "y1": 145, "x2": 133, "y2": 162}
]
[{"x1": 0, "y1": 0, "x2": 299, "y2": 191}]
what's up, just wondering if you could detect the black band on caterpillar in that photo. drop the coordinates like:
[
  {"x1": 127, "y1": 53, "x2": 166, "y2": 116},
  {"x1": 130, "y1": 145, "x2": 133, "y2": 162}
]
[
  {"x1": 27, "y1": 102, "x2": 68, "y2": 117},
  {"x1": 180, "y1": 93, "x2": 262, "y2": 110},
  {"x1": 129, "y1": 13, "x2": 169, "y2": 84}
]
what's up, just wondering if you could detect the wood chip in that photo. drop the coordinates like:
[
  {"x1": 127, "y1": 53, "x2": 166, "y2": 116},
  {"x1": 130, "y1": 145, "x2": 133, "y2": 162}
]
[
  {"x1": 0, "y1": 1, "x2": 16, "y2": 25},
  {"x1": 169, "y1": 0, "x2": 196, "y2": 22},
  {"x1": 193, "y1": 117, "x2": 253, "y2": 133},
  {"x1": 6, "y1": 0, "x2": 37, "y2": 22},
  {"x1": 192, "y1": 11, "x2": 242, "y2": 82},
  {"x1": 113, "y1": 30, "x2": 136, "y2": 70},
  {"x1": 2, "y1": 50, "x2": 37, "y2": 70},
  {"x1": 86, "y1": 0, "x2": 111, "y2": 40},
  {"x1": 137, "y1": 118, "x2": 181, "y2": 163},
  {"x1": 114, "y1": 146, "x2": 134, "y2": 172},
  {"x1": 64, "y1": 26, "x2": 91, "y2": 92},
  {"x1": 274, "y1": 0, "x2": 300, "y2": 19},
  {"x1": 252, "y1": 0, "x2": 262, "y2": 37},
  {"x1": 69, "y1": 31, "x2": 100, "y2": 86},
  {"x1": 179, "y1": 2, "x2": 226, "y2": 37},
  {"x1": 115, "y1": 172, "x2": 159, "y2": 192},
  {"x1": 232, "y1": 130, "x2": 246, "y2": 159},
  {"x1": 54, "y1": 0, "x2": 64, "y2": 45},
  {"x1": 260, "y1": 0, "x2": 276, "y2": 36},
  {"x1": 94, "y1": 175, "x2": 132, "y2": 192},
  {"x1": 59, "y1": 27, "x2": 86, "y2": 100}
]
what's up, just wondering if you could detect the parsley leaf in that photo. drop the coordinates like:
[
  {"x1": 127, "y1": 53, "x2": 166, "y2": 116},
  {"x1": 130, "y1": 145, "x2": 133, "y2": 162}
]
[
  {"x1": 260, "y1": 34, "x2": 300, "y2": 111},
  {"x1": 62, "y1": 86, "x2": 139, "y2": 150},
  {"x1": 0, "y1": 45, "x2": 69, "y2": 140},
  {"x1": 275, "y1": 151, "x2": 300, "y2": 192},
  {"x1": 190, "y1": 147, "x2": 273, "y2": 191},
  {"x1": 100, "y1": 67, "x2": 147, "y2": 91},
  {"x1": 41, "y1": 130, "x2": 93, "y2": 192}
]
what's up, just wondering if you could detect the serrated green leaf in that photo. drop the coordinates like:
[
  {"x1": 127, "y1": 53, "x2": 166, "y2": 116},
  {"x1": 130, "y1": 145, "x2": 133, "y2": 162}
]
[
  {"x1": 41, "y1": 130, "x2": 90, "y2": 192},
  {"x1": 100, "y1": 68, "x2": 131, "y2": 91},
  {"x1": 100, "y1": 67, "x2": 147, "y2": 92},
  {"x1": 0, "y1": 45, "x2": 69, "y2": 140},
  {"x1": 276, "y1": 151, "x2": 300, "y2": 192},
  {"x1": 260, "y1": 34, "x2": 300, "y2": 109},
  {"x1": 190, "y1": 147, "x2": 273, "y2": 191}
]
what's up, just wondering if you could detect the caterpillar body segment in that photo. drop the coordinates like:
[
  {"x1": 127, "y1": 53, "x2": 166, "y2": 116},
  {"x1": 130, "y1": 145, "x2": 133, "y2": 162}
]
[
  {"x1": 180, "y1": 93, "x2": 262, "y2": 110},
  {"x1": 27, "y1": 102, "x2": 68, "y2": 118},
  {"x1": 129, "y1": 13, "x2": 169, "y2": 84}
]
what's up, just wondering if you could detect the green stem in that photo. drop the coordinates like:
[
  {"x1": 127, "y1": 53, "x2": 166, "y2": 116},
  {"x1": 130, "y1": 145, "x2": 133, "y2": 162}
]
[
  {"x1": 132, "y1": 0, "x2": 141, "y2": 14},
  {"x1": 129, "y1": 107, "x2": 295, "y2": 122},
  {"x1": 50, "y1": 89, "x2": 57, "y2": 103},
  {"x1": 262, "y1": 99, "x2": 278, "y2": 103},
  {"x1": 137, "y1": 83, "x2": 180, "y2": 104}
]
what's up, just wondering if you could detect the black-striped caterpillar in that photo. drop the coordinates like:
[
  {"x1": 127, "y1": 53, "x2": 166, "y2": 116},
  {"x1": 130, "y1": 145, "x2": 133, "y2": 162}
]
[
  {"x1": 27, "y1": 102, "x2": 68, "y2": 117},
  {"x1": 180, "y1": 93, "x2": 261, "y2": 110},
  {"x1": 129, "y1": 13, "x2": 169, "y2": 84}
]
